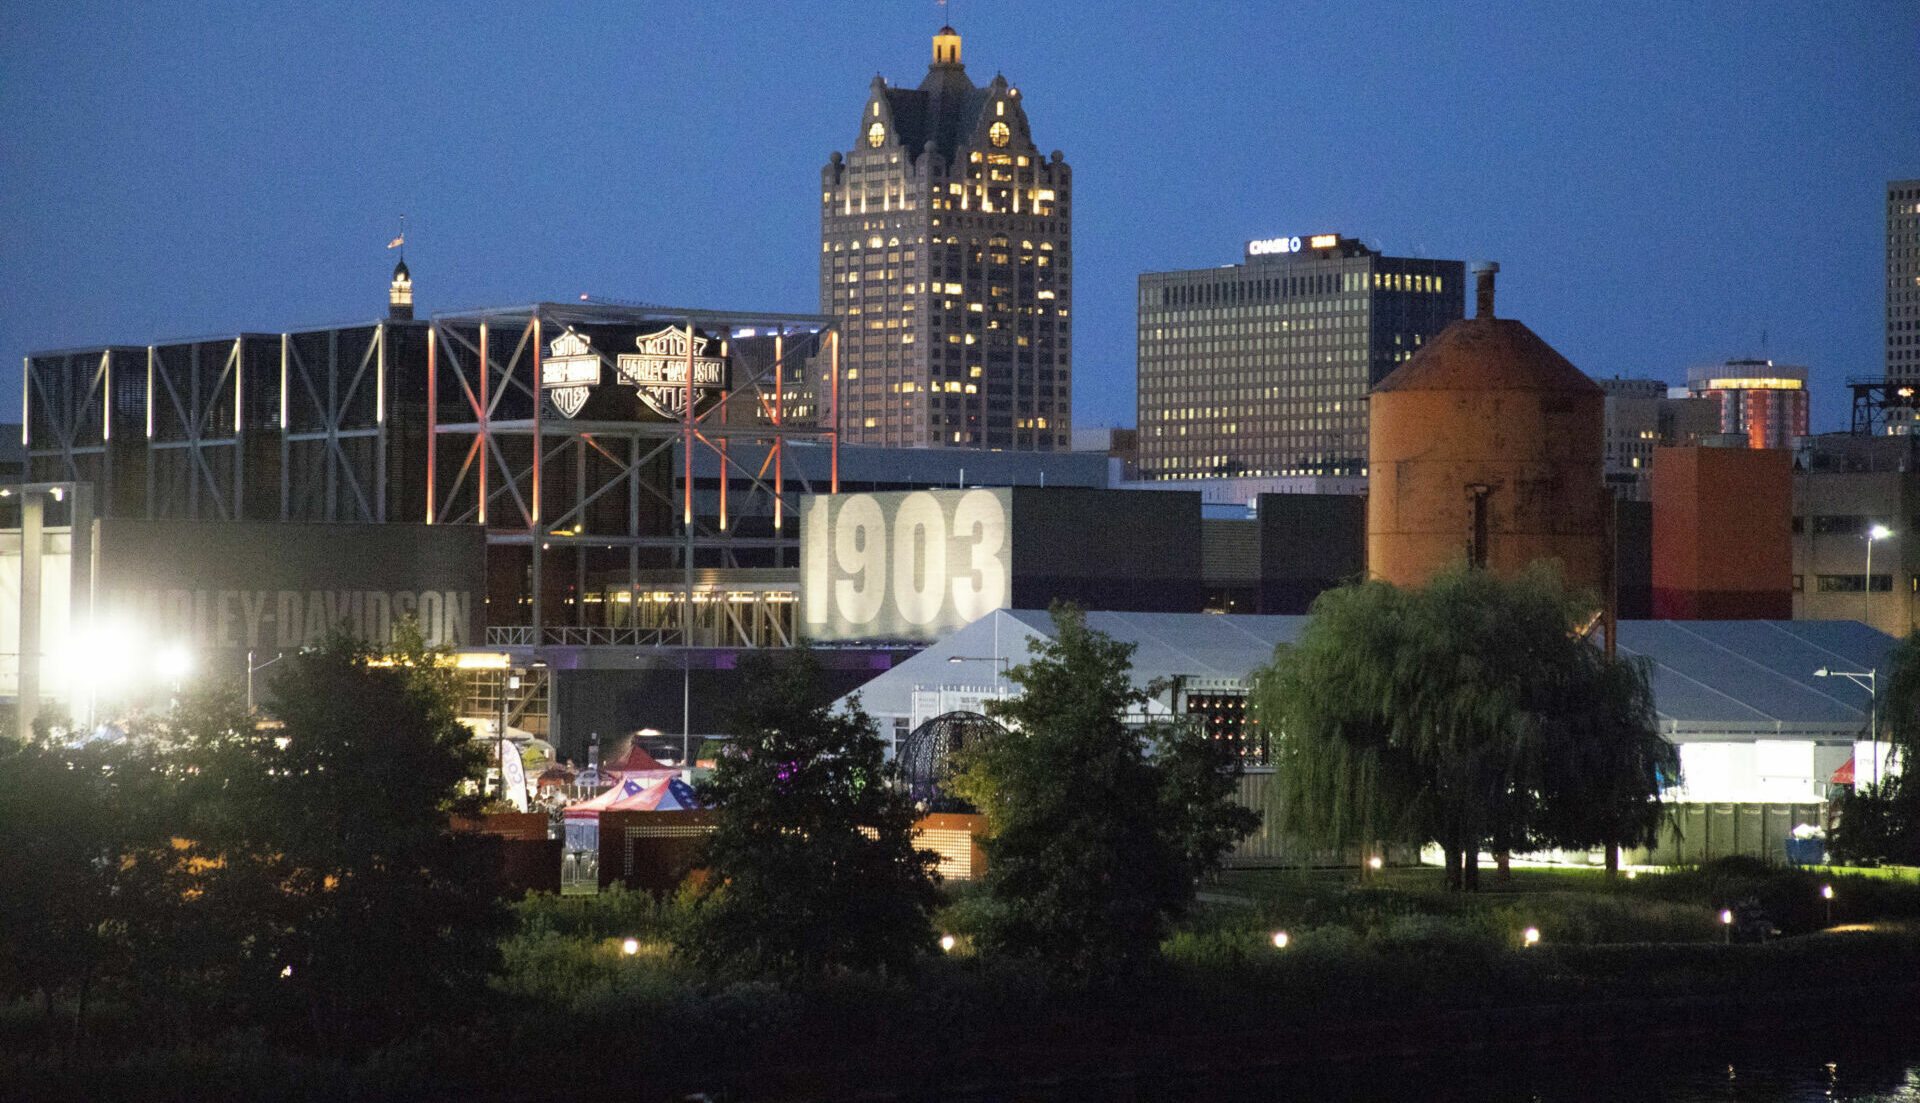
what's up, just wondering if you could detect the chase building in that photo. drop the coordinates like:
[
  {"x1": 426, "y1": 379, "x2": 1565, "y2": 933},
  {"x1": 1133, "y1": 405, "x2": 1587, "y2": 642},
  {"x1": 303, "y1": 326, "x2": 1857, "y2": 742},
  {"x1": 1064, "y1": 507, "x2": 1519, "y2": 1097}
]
[
  {"x1": 821, "y1": 26, "x2": 1072, "y2": 452},
  {"x1": 1137, "y1": 235, "x2": 1463, "y2": 480}
]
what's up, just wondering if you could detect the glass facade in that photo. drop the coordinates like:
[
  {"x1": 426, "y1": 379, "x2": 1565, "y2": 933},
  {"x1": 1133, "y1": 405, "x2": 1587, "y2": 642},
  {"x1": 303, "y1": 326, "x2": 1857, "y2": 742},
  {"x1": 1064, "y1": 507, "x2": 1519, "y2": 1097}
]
[{"x1": 1136, "y1": 239, "x2": 1463, "y2": 480}]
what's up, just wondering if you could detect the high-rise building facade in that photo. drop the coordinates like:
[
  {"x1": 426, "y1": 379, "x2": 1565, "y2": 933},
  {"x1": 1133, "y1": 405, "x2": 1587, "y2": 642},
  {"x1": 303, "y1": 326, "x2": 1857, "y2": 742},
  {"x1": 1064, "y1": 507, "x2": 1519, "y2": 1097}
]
[
  {"x1": 1684, "y1": 359, "x2": 1809, "y2": 450},
  {"x1": 1597, "y1": 376, "x2": 1664, "y2": 499},
  {"x1": 1890, "y1": 179, "x2": 1920, "y2": 379},
  {"x1": 1136, "y1": 235, "x2": 1461, "y2": 480},
  {"x1": 820, "y1": 27, "x2": 1071, "y2": 451}
]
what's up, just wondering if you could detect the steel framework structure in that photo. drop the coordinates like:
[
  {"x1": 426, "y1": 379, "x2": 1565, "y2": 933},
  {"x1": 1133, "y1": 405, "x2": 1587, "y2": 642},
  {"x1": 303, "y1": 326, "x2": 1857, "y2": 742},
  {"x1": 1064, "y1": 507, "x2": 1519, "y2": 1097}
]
[
  {"x1": 1848, "y1": 376, "x2": 1920, "y2": 435},
  {"x1": 425, "y1": 302, "x2": 840, "y2": 647},
  {"x1": 25, "y1": 323, "x2": 433, "y2": 525}
]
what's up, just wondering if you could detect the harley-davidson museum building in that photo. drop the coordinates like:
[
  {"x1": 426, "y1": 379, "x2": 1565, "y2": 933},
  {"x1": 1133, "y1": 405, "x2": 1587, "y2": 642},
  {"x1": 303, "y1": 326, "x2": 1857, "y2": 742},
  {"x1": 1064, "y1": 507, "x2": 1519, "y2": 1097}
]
[{"x1": 13, "y1": 288, "x2": 869, "y2": 755}]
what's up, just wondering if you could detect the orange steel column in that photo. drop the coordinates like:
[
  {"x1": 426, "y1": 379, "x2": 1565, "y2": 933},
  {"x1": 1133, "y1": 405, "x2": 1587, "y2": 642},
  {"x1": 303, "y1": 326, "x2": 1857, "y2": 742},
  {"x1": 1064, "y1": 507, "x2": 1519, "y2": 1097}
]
[
  {"x1": 478, "y1": 322, "x2": 489, "y2": 526},
  {"x1": 773, "y1": 332, "x2": 783, "y2": 531},
  {"x1": 683, "y1": 323, "x2": 694, "y2": 528},
  {"x1": 426, "y1": 327, "x2": 437, "y2": 523},
  {"x1": 530, "y1": 317, "x2": 542, "y2": 527}
]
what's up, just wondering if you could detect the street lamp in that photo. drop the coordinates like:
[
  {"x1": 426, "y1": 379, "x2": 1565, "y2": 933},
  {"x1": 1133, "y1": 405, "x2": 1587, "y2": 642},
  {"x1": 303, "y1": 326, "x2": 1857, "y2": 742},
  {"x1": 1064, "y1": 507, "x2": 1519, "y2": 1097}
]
[
  {"x1": 245, "y1": 649, "x2": 286, "y2": 716},
  {"x1": 1815, "y1": 666, "x2": 1880, "y2": 787},
  {"x1": 1864, "y1": 524, "x2": 1893, "y2": 629}
]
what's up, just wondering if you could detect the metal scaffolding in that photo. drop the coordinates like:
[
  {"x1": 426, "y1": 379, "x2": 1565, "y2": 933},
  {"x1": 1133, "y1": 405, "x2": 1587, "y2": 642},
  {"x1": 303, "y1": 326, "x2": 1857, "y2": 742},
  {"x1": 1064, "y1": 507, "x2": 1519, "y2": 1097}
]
[{"x1": 425, "y1": 302, "x2": 840, "y2": 647}]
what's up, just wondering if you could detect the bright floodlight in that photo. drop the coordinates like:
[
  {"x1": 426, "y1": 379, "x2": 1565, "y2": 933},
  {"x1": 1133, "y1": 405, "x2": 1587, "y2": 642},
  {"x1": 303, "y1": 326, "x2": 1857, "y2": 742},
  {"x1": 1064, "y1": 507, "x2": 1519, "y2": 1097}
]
[
  {"x1": 940, "y1": 934, "x2": 957, "y2": 953},
  {"x1": 1271, "y1": 931, "x2": 1290, "y2": 949},
  {"x1": 1523, "y1": 927, "x2": 1540, "y2": 946},
  {"x1": 1814, "y1": 668, "x2": 1830, "y2": 677},
  {"x1": 1822, "y1": 885, "x2": 1834, "y2": 900},
  {"x1": 155, "y1": 644, "x2": 192, "y2": 683},
  {"x1": 621, "y1": 938, "x2": 639, "y2": 956},
  {"x1": 1871, "y1": 524, "x2": 1893, "y2": 540}
]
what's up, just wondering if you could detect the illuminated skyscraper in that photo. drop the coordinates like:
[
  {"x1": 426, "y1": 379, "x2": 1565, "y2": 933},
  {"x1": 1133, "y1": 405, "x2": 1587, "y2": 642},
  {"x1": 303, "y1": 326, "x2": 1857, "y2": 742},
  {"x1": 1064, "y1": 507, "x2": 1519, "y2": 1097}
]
[
  {"x1": 1684, "y1": 360, "x2": 1809, "y2": 450},
  {"x1": 821, "y1": 26, "x2": 1072, "y2": 450},
  {"x1": 1136, "y1": 235, "x2": 1462, "y2": 480},
  {"x1": 1889, "y1": 179, "x2": 1920, "y2": 379}
]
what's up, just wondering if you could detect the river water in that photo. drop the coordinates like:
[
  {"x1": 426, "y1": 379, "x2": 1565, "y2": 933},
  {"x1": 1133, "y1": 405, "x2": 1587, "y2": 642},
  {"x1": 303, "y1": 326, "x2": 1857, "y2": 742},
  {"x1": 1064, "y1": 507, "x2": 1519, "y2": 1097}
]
[
  {"x1": 961, "y1": 1030, "x2": 1920, "y2": 1102},
  {"x1": 1152, "y1": 1032, "x2": 1920, "y2": 1102}
]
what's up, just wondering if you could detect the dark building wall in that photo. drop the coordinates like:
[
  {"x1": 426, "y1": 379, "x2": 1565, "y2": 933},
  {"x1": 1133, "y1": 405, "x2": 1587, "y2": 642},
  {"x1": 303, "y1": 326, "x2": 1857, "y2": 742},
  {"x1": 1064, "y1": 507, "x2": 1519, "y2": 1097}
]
[
  {"x1": 1255, "y1": 493, "x2": 1366, "y2": 613},
  {"x1": 1008, "y1": 486, "x2": 1202, "y2": 612},
  {"x1": 547, "y1": 648, "x2": 910, "y2": 763},
  {"x1": 1614, "y1": 497, "x2": 1653, "y2": 620},
  {"x1": 1651, "y1": 446, "x2": 1793, "y2": 619}
]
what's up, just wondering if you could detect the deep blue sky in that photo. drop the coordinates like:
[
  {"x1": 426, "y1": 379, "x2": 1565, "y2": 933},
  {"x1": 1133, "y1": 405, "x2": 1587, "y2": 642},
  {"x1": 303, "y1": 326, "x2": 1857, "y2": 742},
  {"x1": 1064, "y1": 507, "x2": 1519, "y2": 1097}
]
[{"x1": 3, "y1": 2, "x2": 1914, "y2": 434}]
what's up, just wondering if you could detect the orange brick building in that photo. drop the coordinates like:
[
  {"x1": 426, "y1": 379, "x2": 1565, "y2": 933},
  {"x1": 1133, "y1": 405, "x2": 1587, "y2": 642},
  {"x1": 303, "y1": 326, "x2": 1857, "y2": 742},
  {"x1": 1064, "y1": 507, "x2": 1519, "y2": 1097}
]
[{"x1": 1650, "y1": 446, "x2": 1793, "y2": 619}]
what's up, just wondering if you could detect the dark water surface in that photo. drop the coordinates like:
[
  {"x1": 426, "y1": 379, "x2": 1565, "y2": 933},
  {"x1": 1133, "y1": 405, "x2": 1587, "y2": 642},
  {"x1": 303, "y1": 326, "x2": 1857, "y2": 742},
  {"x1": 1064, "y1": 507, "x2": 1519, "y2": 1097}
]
[{"x1": 970, "y1": 1031, "x2": 1920, "y2": 1102}]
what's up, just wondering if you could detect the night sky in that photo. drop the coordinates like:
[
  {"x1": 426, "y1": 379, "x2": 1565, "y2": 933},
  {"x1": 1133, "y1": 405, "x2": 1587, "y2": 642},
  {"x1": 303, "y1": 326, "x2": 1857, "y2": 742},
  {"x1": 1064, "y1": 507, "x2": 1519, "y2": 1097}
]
[{"x1": 3, "y1": 1, "x2": 1914, "y2": 435}]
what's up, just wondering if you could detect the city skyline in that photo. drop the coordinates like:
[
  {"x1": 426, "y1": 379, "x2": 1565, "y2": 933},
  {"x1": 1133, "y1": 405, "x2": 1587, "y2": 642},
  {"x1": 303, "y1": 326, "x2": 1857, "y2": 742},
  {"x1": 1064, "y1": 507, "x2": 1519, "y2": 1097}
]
[{"x1": 2, "y1": 1, "x2": 1914, "y2": 436}]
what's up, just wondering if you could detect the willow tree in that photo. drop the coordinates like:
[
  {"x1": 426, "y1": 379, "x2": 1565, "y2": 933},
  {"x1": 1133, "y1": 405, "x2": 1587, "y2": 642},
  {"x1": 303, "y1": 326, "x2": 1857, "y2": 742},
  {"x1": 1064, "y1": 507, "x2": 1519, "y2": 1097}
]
[{"x1": 1253, "y1": 563, "x2": 1672, "y2": 890}]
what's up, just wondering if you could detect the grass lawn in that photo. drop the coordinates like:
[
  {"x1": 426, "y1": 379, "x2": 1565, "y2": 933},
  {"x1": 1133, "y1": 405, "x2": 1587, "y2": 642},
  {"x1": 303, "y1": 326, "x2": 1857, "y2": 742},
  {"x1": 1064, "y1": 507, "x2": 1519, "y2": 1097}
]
[{"x1": 1215, "y1": 862, "x2": 1619, "y2": 899}]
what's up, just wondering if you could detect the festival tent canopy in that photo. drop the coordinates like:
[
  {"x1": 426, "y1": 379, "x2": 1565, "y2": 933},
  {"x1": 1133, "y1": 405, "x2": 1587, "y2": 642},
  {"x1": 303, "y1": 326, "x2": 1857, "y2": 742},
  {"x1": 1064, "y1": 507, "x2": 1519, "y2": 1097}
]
[
  {"x1": 564, "y1": 776, "x2": 702, "y2": 818},
  {"x1": 604, "y1": 744, "x2": 670, "y2": 773}
]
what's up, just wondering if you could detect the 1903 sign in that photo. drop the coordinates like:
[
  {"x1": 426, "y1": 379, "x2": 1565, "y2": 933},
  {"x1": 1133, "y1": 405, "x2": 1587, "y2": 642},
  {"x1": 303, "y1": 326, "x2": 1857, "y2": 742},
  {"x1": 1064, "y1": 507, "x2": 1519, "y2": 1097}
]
[{"x1": 800, "y1": 489, "x2": 1011, "y2": 642}]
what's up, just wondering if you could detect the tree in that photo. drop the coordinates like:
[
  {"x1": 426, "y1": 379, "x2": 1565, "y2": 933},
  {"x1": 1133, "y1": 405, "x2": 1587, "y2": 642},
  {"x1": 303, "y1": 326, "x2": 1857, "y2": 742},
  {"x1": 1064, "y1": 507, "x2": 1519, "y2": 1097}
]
[
  {"x1": 683, "y1": 646, "x2": 940, "y2": 975},
  {"x1": 171, "y1": 628, "x2": 504, "y2": 1049},
  {"x1": 1832, "y1": 632, "x2": 1920, "y2": 864},
  {"x1": 948, "y1": 604, "x2": 1258, "y2": 974},
  {"x1": 0, "y1": 734, "x2": 176, "y2": 1038},
  {"x1": 1253, "y1": 563, "x2": 1673, "y2": 890}
]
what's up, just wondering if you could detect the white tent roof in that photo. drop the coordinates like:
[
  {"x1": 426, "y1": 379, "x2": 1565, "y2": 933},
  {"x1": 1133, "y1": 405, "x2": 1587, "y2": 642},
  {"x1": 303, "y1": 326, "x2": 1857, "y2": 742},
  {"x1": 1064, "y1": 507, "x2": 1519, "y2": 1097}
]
[{"x1": 837, "y1": 610, "x2": 1901, "y2": 745}]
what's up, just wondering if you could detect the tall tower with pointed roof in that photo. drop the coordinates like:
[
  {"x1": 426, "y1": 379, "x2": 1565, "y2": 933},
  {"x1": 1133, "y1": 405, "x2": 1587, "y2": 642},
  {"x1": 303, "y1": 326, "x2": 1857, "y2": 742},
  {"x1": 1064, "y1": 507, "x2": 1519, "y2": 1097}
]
[
  {"x1": 821, "y1": 27, "x2": 1071, "y2": 450},
  {"x1": 389, "y1": 258, "x2": 414, "y2": 321}
]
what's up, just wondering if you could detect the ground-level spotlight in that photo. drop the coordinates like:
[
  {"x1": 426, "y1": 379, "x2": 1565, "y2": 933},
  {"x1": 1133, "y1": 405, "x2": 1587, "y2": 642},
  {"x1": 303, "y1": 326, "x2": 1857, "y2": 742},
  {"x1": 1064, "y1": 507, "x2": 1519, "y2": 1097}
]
[
  {"x1": 1626, "y1": 870, "x2": 1638, "y2": 880},
  {"x1": 1822, "y1": 884, "x2": 1834, "y2": 900},
  {"x1": 1368, "y1": 856, "x2": 1383, "y2": 870},
  {"x1": 280, "y1": 965, "x2": 293, "y2": 978},
  {"x1": 1720, "y1": 909, "x2": 1733, "y2": 925},
  {"x1": 1523, "y1": 927, "x2": 1540, "y2": 947},
  {"x1": 621, "y1": 938, "x2": 640, "y2": 956},
  {"x1": 940, "y1": 934, "x2": 957, "y2": 953},
  {"x1": 1271, "y1": 931, "x2": 1290, "y2": 949}
]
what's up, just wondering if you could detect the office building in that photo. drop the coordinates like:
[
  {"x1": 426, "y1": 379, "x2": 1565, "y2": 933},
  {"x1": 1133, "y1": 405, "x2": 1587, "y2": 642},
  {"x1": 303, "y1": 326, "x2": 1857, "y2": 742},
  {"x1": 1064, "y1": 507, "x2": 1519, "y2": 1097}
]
[
  {"x1": 1136, "y1": 234, "x2": 1462, "y2": 480},
  {"x1": 820, "y1": 26, "x2": 1071, "y2": 451},
  {"x1": 1792, "y1": 432, "x2": 1920, "y2": 638},
  {"x1": 1891, "y1": 179, "x2": 1920, "y2": 379},
  {"x1": 1598, "y1": 377, "x2": 1664, "y2": 498},
  {"x1": 1684, "y1": 360, "x2": 1809, "y2": 450}
]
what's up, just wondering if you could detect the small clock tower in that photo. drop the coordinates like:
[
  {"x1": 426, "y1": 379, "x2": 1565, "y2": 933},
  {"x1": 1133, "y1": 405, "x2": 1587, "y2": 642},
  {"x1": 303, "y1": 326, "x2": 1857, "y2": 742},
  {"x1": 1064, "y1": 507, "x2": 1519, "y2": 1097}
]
[{"x1": 389, "y1": 258, "x2": 414, "y2": 321}]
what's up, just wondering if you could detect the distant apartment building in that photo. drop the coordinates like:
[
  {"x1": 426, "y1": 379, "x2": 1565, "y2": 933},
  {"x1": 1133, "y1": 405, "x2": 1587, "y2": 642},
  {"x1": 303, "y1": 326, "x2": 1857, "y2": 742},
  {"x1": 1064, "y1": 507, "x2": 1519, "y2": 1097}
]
[
  {"x1": 1136, "y1": 234, "x2": 1463, "y2": 480},
  {"x1": 1792, "y1": 433, "x2": 1919, "y2": 637},
  {"x1": 1685, "y1": 360, "x2": 1809, "y2": 450},
  {"x1": 1891, "y1": 179, "x2": 1920, "y2": 380},
  {"x1": 1597, "y1": 377, "x2": 1663, "y2": 498},
  {"x1": 1596, "y1": 377, "x2": 1723, "y2": 500}
]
